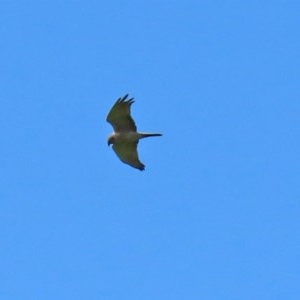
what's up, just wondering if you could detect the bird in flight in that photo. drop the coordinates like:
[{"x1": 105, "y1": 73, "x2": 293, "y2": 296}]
[{"x1": 106, "y1": 94, "x2": 162, "y2": 171}]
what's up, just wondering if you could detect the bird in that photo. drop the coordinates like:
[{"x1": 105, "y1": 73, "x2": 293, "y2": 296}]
[{"x1": 106, "y1": 94, "x2": 162, "y2": 171}]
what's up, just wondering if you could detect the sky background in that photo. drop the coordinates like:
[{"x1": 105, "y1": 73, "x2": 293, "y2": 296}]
[{"x1": 1, "y1": 1, "x2": 300, "y2": 299}]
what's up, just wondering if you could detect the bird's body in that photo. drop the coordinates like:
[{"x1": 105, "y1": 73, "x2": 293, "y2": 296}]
[
  {"x1": 109, "y1": 131, "x2": 140, "y2": 143},
  {"x1": 109, "y1": 131, "x2": 161, "y2": 143},
  {"x1": 106, "y1": 94, "x2": 162, "y2": 171}
]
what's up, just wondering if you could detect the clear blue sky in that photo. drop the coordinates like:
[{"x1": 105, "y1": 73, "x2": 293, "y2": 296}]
[{"x1": 1, "y1": 1, "x2": 299, "y2": 299}]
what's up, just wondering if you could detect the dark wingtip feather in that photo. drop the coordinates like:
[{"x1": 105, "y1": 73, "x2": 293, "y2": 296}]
[
  {"x1": 121, "y1": 94, "x2": 129, "y2": 101},
  {"x1": 128, "y1": 98, "x2": 135, "y2": 105},
  {"x1": 116, "y1": 94, "x2": 128, "y2": 103},
  {"x1": 116, "y1": 94, "x2": 135, "y2": 104},
  {"x1": 136, "y1": 162, "x2": 145, "y2": 171}
]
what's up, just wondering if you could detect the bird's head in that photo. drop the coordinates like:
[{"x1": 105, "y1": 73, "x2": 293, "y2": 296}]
[{"x1": 107, "y1": 135, "x2": 115, "y2": 146}]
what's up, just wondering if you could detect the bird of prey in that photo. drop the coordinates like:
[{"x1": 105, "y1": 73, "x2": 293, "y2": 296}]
[{"x1": 106, "y1": 94, "x2": 162, "y2": 171}]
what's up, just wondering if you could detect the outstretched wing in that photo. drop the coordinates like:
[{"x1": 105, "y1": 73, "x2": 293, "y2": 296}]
[
  {"x1": 112, "y1": 142, "x2": 145, "y2": 171},
  {"x1": 106, "y1": 94, "x2": 137, "y2": 132}
]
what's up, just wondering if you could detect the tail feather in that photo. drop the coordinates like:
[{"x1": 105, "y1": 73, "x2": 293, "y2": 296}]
[{"x1": 139, "y1": 133, "x2": 162, "y2": 139}]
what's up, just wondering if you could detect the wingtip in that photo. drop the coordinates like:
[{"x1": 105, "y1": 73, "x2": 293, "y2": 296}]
[
  {"x1": 138, "y1": 163, "x2": 145, "y2": 171},
  {"x1": 126, "y1": 93, "x2": 134, "y2": 104},
  {"x1": 116, "y1": 93, "x2": 135, "y2": 104},
  {"x1": 122, "y1": 94, "x2": 129, "y2": 100}
]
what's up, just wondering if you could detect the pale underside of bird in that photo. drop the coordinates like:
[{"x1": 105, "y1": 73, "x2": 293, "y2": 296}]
[{"x1": 106, "y1": 94, "x2": 162, "y2": 171}]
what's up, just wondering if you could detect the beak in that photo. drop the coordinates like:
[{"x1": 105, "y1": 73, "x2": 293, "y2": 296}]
[{"x1": 107, "y1": 136, "x2": 113, "y2": 146}]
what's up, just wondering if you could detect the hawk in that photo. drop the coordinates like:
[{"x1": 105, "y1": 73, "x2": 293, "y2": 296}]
[{"x1": 106, "y1": 94, "x2": 162, "y2": 171}]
